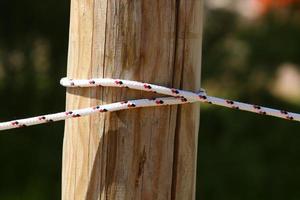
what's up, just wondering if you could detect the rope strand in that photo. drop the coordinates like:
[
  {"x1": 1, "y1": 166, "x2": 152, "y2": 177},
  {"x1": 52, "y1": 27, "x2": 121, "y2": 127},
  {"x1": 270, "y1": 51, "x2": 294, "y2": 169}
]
[{"x1": 0, "y1": 77, "x2": 299, "y2": 131}]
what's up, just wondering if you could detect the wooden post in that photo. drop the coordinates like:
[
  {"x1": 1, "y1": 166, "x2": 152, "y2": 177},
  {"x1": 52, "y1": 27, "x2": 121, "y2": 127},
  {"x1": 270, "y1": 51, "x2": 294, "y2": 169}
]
[{"x1": 62, "y1": 0, "x2": 203, "y2": 199}]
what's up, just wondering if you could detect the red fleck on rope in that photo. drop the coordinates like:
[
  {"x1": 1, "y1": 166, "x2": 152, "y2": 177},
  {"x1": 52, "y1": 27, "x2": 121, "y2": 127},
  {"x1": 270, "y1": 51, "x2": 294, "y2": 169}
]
[{"x1": 0, "y1": 77, "x2": 299, "y2": 131}]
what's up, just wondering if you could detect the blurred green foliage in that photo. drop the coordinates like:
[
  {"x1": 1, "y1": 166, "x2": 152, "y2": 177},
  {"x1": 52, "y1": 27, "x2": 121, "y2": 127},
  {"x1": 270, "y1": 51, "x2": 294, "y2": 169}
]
[
  {"x1": 0, "y1": 0, "x2": 299, "y2": 199},
  {"x1": 197, "y1": 3, "x2": 300, "y2": 200},
  {"x1": 0, "y1": 0, "x2": 69, "y2": 199}
]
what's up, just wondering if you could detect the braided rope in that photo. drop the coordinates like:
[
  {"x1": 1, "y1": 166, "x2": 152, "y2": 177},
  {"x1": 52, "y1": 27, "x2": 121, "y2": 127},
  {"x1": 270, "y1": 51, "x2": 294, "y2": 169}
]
[{"x1": 0, "y1": 77, "x2": 299, "y2": 131}]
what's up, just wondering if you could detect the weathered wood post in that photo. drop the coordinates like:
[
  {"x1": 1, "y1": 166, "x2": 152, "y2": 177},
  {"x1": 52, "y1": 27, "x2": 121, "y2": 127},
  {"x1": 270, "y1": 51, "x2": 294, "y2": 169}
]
[{"x1": 62, "y1": 0, "x2": 203, "y2": 199}]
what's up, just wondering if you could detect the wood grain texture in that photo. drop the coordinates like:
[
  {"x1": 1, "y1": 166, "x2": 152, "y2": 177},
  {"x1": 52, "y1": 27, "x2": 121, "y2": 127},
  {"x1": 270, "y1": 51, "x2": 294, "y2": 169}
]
[{"x1": 62, "y1": 0, "x2": 203, "y2": 199}]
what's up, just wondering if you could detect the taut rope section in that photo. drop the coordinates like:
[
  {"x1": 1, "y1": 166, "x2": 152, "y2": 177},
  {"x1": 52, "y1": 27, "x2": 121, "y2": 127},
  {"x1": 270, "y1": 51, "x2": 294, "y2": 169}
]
[{"x1": 0, "y1": 77, "x2": 299, "y2": 131}]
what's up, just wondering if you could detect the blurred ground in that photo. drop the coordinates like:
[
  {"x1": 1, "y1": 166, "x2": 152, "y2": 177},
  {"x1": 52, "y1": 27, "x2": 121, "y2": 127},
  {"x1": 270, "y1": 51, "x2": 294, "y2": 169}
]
[{"x1": 0, "y1": 0, "x2": 299, "y2": 199}]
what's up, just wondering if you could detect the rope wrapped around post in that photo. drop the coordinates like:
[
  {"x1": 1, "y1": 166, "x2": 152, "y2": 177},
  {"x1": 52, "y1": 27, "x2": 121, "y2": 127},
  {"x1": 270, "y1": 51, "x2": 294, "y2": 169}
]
[{"x1": 0, "y1": 77, "x2": 299, "y2": 131}]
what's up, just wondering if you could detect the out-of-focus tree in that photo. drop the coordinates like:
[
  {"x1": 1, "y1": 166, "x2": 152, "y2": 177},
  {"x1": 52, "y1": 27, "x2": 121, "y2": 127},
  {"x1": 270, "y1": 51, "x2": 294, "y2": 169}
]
[
  {"x1": 198, "y1": 0, "x2": 300, "y2": 199},
  {"x1": 0, "y1": 0, "x2": 69, "y2": 199}
]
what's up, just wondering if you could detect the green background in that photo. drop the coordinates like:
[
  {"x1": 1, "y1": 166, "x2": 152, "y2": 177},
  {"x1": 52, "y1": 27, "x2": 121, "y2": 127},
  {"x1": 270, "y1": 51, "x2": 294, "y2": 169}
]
[{"x1": 0, "y1": 0, "x2": 299, "y2": 199}]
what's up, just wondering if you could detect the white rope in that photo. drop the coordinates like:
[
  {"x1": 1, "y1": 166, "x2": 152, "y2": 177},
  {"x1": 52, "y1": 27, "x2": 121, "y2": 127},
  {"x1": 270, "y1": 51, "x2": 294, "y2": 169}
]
[{"x1": 0, "y1": 77, "x2": 299, "y2": 131}]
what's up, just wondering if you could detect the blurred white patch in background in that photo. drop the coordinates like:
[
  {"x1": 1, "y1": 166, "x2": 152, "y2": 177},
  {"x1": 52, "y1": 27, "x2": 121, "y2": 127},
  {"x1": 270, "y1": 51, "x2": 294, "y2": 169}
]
[
  {"x1": 236, "y1": 0, "x2": 261, "y2": 19},
  {"x1": 206, "y1": 0, "x2": 262, "y2": 19},
  {"x1": 206, "y1": 0, "x2": 232, "y2": 9},
  {"x1": 272, "y1": 63, "x2": 300, "y2": 103}
]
